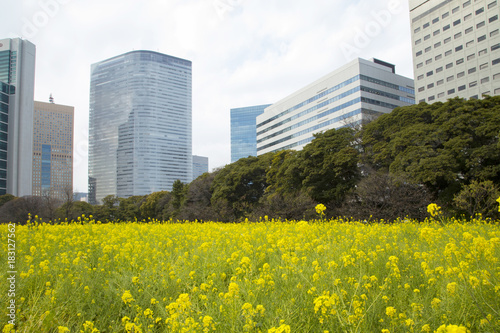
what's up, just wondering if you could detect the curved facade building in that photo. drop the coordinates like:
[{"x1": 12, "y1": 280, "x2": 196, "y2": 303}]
[{"x1": 89, "y1": 51, "x2": 192, "y2": 204}]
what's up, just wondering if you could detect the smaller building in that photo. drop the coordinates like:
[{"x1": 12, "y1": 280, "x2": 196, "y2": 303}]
[
  {"x1": 192, "y1": 155, "x2": 209, "y2": 180},
  {"x1": 230, "y1": 104, "x2": 271, "y2": 162},
  {"x1": 256, "y1": 58, "x2": 415, "y2": 155},
  {"x1": 32, "y1": 100, "x2": 74, "y2": 200}
]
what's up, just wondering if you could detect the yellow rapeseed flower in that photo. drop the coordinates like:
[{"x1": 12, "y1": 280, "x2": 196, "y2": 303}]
[{"x1": 427, "y1": 203, "x2": 441, "y2": 217}]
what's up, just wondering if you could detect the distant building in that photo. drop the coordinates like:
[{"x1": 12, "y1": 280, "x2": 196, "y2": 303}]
[
  {"x1": 230, "y1": 104, "x2": 271, "y2": 163},
  {"x1": 73, "y1": 192, "x2": 88, "y2": 202},
  {"x1": 88, "y1": 50, "x2": 192, "y2": 204},
  {"x1": 0, "y1": 38, "x2": 36, "y2": 196},
  {"x1": 32, "y1": 100, "x2": 74, "y2": 200},
  {"x1": 192, "y1": 155, "x2": 209, "y2": 180},
  {"x1": 257, "y1": 58, "x2": 415, "y2": 155},
  {"x1": 409, "y1": 0, "x2": 500, "y2": 103}
]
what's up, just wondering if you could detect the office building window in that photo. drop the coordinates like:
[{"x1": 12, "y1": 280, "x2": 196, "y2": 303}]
[
  {"x1": 418, "y1": 74, "x2": 424, "y2": 80},
  {"x1": 464, "y1": 0, "x2": 471, "y2": 7},
  {"x1": 437, "y1": 79, "x2": 444, "y2": 85},
  {"x1": 443, "y1": 24, "x2": 451, "y2": 31},
  {"x1": 436, "y1": 66, "x2": 443, "y2": 73},
  {"x1": 438, "y1": 92, "x2": 445, "y2": 98},
  {"x1": 443, "y1": 12, "x2": 450, "y2": 19},
  {"x1": 455, "y1": 32, "x2": 463, "y2": 39},
  {"x1": 415, "y1": 39, "x2": 422, "y2": 45},
  {"x1": 481, "y1": 77, "x2": 490, "y2": 83},
  {"x1": 426, "y1": 59, "x2": 433, "y2": 65},
  {"x1": 417, "y1": 50, "x2": 423, "y2": 57},
  {"x1": 478, "y1": 35, "x2": 486, "y2": 42},
  {"x1": 417, "y1": 62, "x2": 423, "y2": 68},
  {"x1": 425, "y1": 46, "x2": 432, "y2": 53},
  {"x1": 493, "y1": 58, "x2": 500, "y2": 65},
  {"x1": 464, "y1": 13, "x2": 473, "y2": 21},
  {"x1": 492, "y1": 43, "x2": 500, "y2": 51},
  {"x1": 427, "y1": 70, "x2": 434, "y2": 77},
  {"x1": 423, "y1": 22, "x2": 430, "y2": 29},
  {"x1": 458, "y1": 85, "x2": 466, "y2": 91},
  {"x1": 418, "y1": 87, "x2": 425, "y2": 92},
  {"x1": 415, "y1": 27, "x2": 421, "y2": 33},
  {"x1": 433, "y1": 17, "x2": 440, "y2": 23},
  {"x1": 457, "y1": 58, "x2": 464, "y2": 65},
  {"x1": 465, "y1": 27, "x2": 473, "y2": 34},
  {"x1": 448, "y1": 89, "x2": 456, "y2": 95},
  {"x1": 489, "y1": 15, "x2": 498, "y2": 22},
  {"x1": 454, "y1": 19, "x2": 462, "y2": 26},
  {"x1": 424, "y1": 34, "x2": 431, "y2": 40},
  {"x1": 435, "y1": 54, "x2": 443, "y2": 60},
  {"x1": 491, "y1": 29, "x2": 499, "y2": 37},
  {"x1": 447, "y1": 75, "x2": 454, "y2": 82},
  {"x1": 488, "y1": 1, "x2": 497, "y2": 9},
  {"x1": 458, "y1": 71, "x2": 465, "y2": 78},
  {"x1": 427, "y1": 83, "x2": 434, "y2": 89},
  {"x1": 435, "y1": 42, "x2": 442, "y2": 48},
  {"x1": 480, "y1": 62, "x2": 489, "y2": 69},
  {"x1": 477, "y1": 21, "x2": 486, "y2": 28},
  {"x1": 452, "y1": 6, "x2": 460, "y2": 13},
  {"x1": 469, "y1": 67, "x2": 477, "y2": 73},
  {"x1": 466, "y1": 40, "x2": 474, "y2": 47},
  {"x1": 469, "y1": 81, "x2": 478, "y2": 87},
  {"x1": 476, "y1": 7, "x2": 484, "y2": 15},
  {"x1": 434, "y1": 29, "x2": 441, "y2": 36},
  {"x1": 444, "y1": 37, "x2": 452, "y2": 44},
  {"x1": 446, "y1": 62, "x2": 453, "y2": 69},
  {"x1": 428, "y1": 96, "x2": 435, "y2": 101},
  {"x1": 479, "y1": 48, "x2": 488, "y2": 56}
]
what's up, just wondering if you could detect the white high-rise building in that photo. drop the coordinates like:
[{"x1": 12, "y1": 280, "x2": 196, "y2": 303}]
[
  {"x1": 257, "y1": 58, "x2": 415, "y2": 155},
  {"x1": 409, "y1": 0, "x2": 500, "y2": 103},
  {"x1": 0, "y1": 38, "x2": 36, "y2": 197},
  {"x1": 88, "y1": 51, "x2": 192, "y2": 204}
]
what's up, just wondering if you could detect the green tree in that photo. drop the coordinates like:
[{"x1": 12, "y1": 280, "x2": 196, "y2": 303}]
[
  {"x1": 211, "y1": 153, "x2": 274, "y2": 221},
  {"x1": 299, "y1": 127, "x2": 361, "y2": 206},
  {"x1": 0, "y1": 194, "x2": 16, "y2": 209},
  {"x1": 453, "y1": 180, "x2": 500, "y2": 219},
  {"x1": 140, "y1": 191, "x2": 169, "y2": 220},
  {"x1": 362, "y1": 97, "x2": 500, "y2": 202}
]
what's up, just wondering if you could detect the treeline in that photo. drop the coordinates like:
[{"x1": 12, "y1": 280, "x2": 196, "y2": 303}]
[{"x1": 1, "y1": 97, "x2": 499, "y2": 223}]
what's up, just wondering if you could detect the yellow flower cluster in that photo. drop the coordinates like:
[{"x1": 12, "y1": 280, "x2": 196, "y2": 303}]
[{"x1": 1, "y1": 215, "x2": 499, "y2": 332}]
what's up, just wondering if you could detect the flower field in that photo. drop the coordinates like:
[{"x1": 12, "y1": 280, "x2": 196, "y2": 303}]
[{"x1": 1, "y1": 216, "x2": 500, "y2": 333}]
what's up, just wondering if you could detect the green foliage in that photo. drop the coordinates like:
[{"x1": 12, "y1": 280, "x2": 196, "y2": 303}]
[
  {"x1": 0, "y1": 193, "x2": 16, "y2": 208},
  {"x1": 453, "y1": 180, "x2": 500, "y2": 218},
  {"x1": 299, "y1": 127, "x2": 360, "y2": 205},
  {"x1": 362, "y1": 96, "x2": 500, "y2": 202},
  {"x1": 211, "y1": 153, "x2": 274, "y2": 221},
  {"x1": 139, "y1": 191, "x2": 169, "y2": 220}
]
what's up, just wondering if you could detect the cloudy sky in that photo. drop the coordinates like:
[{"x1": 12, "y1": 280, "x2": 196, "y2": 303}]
[{"x1": 2, "y1": 0, "x2": 414, "y2": 192}]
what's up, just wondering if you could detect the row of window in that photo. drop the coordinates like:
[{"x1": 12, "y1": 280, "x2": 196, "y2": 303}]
[
  {"x1": 417, "y1": 51, "x2": 500, "y2": 82},
  {"x1": 415, "y1": 14, "x2": 498, "y2": 48},
  {"x1": 415, "y1": 22, "x2": 498, "y2": 59},
  {"x1": 418, "y1": 72, "x2": 500, "y2": 103},
  {"x1": 413, "y1": 0, "x2": 497, "y2": 33}
]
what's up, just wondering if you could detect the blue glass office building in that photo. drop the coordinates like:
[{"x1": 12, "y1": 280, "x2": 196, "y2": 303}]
[
  {"x1": 230, "y1": 104, "x2": 271, "y2": 163},
  {"x1": 89, "y1": 51, "x2": 192, "y2": 204}
]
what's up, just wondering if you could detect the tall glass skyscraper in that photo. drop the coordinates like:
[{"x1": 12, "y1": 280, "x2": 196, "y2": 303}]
[
  {"x1": 0, "y1": 38, "x2": 36, "y2": 197},
  {"x1": 89, "y1": 51, "x2": 192, "y2": 204},
  {"x1": 230, "y1": 104, "x2": 271, "y2": 163}
]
